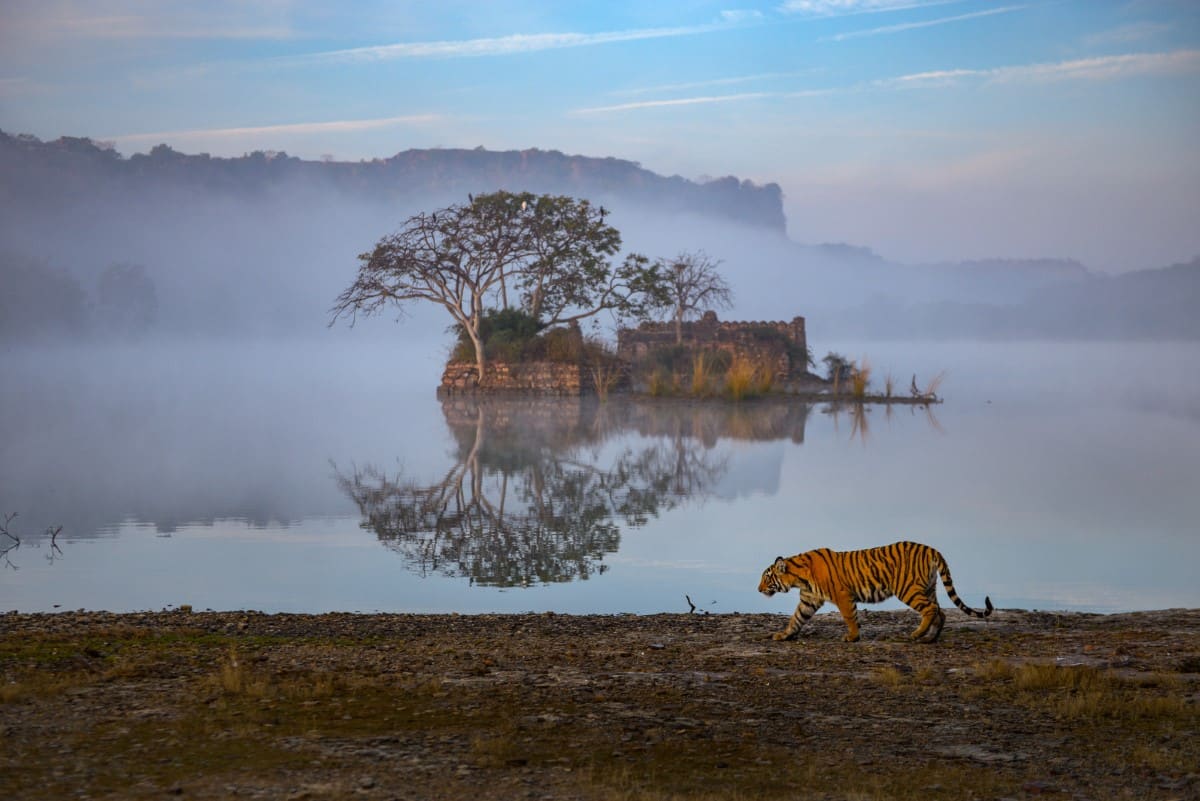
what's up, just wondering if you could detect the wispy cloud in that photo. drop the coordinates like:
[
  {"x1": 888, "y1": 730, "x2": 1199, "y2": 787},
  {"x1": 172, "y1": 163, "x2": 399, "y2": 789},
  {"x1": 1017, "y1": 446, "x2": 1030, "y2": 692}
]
[
  {"x1": 574, "y1": 50, "x2": 1199, "y2": 115},
  {"x1": 109, "y1": 114, "x2": 443, "y2": 145},
  {"x1": 826, "y1": 5, "x2": 1026, "y2": 41},
  {"x1": 720, "y1": 9, "x2": 765, "y2": 23},
  {"x1": 990, "y1": 50, "x2": 1200, "y2": 83},
  {"x1": 572, "y1": 93, "x2": 772, "y2": 115},
  {"x1": 778, "y1": 0, "x2": 957, "y2": 17},
  {"x1": 879, "y1": 50, "x2": 1200, "y2": 87},
  {"x1": 299, "y1": 23, "x2": 727, "y2": 63}
]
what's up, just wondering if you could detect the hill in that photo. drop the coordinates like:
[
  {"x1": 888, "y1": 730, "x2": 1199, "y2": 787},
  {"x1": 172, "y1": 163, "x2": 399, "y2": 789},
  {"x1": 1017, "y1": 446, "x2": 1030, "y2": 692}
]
[
  {"x1": 0, "y1": 131, "x2": 786, "y2": 232},
  {"x1": 1, "y1": 129, "x2": 1196, "y2": 342}
]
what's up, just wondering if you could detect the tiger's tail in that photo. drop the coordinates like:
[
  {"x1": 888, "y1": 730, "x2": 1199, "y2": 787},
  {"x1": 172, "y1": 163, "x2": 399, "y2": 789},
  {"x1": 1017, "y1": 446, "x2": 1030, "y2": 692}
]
[{"x1": 935, "y1": 550, "x2": 994, "y2": 619}]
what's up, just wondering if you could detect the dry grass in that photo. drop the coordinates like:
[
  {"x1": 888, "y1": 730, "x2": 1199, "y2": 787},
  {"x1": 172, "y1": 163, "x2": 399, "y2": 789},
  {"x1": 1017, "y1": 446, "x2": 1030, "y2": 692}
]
[
  {"x1": 873, "y1": 665, "x2": 906, "y2": 687},
  {"x1": 585, "y1": 340, "x2": 624, "y2": 401},
  {"x1": 725, "y1": 357, "x2": 756, "y2": 400},
  {"x1": 204, "y1": 646, "x2": 362, "y2": 702},
  {"x1": 970, "y1": 659, "x2": 1188, "y2": 721},
  {"x1": 917, "y1": 369, "x2": 948, "y2": 400},
  {"x1": 647, "y1": 369, "x2": 670, "y2": 397},
  {"x1": 849, "y1": 357, "x2": 871, "y2": 399},
  {"x1": 724, "y1": 355, "x2": 772, "y2": 401}
]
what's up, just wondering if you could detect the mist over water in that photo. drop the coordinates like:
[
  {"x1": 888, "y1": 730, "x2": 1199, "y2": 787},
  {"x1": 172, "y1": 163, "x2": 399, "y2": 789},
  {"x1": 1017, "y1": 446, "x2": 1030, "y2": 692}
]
[
  {"x1": 2, "y1": 142, "x2": 1198, "y2": 615},
  {"x1": 2, "y1": 339, "x2": 1197, "y2": 614}
]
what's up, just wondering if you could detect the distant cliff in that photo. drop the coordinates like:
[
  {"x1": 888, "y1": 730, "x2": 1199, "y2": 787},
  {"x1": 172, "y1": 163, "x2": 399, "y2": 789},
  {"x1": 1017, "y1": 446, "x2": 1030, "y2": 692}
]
[{"x1": 0, "y1": 130, "x2": 787, "y2": 233}]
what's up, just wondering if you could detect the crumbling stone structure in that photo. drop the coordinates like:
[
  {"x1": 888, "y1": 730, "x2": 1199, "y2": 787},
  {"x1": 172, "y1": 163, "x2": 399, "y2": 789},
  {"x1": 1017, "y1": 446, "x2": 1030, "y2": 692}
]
[
  {"x1": 440, "y1": 361, "x2": 603, "y2": 395},
  {"x1": 617, "y1": 312, "x2": 809, "y2": 380}
]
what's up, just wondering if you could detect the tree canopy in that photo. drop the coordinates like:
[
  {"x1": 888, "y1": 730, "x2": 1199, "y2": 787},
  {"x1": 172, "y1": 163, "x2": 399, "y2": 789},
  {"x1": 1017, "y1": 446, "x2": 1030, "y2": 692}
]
[{"x1": 331, "y1": 191, "x2": 669, "y2": 383}]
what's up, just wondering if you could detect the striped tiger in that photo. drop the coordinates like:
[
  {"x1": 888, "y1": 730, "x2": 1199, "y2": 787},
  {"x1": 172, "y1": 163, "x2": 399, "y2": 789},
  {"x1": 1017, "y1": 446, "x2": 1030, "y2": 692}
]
[{"x1": 758, "y1": 541, "x2": 993, "y2": 643}]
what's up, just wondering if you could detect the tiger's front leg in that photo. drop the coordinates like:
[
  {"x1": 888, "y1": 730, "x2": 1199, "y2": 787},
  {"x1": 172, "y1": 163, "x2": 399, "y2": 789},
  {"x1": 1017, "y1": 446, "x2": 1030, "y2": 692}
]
[
  {"x1": 774, "y1": 593, "x2": 823, "y2": 641},
  {"x1": 832, "y1": 591, "x2": 861, "y2": 642}
]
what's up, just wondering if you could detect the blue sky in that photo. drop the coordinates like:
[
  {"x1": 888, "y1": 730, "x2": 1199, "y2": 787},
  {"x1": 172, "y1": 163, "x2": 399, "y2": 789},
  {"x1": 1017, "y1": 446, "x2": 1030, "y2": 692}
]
[{"x1": 1, "y1": 0, "x2": 1197, "y2": 271}]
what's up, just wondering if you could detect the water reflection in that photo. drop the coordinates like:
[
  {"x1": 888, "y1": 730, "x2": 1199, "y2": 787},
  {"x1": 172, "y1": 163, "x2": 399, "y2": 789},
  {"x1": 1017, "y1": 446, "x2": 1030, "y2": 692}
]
[
  {"x1": 1, "y1": 513, "x2": 64, "y2": 570},
  {"x1": 822, "y1": 399, "x2": 943, "y2": 444},
  {"x1": 337, "y1": 397, "x2": 813, "y2": 586}
]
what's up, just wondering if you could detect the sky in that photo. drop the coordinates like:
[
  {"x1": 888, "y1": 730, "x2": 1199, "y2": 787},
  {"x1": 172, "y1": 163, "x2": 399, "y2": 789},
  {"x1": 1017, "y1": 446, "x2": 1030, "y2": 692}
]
[{"x1": 1, "y1": 0, "x2": 1198, "y2": 273}]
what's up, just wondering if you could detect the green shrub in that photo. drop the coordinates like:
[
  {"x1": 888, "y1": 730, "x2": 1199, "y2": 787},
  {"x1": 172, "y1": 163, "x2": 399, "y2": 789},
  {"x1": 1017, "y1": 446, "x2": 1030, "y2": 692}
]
[
  {"x1": 542, "y1": 327, "x2": 584, "y2": 363},
  {"x1": 449, "y1": 308, "x2": 552, "y2": 363}
]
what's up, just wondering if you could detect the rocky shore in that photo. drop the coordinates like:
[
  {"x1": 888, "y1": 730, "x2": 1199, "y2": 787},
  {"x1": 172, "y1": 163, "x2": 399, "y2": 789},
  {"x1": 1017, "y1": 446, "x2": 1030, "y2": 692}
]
[{"x1": 2, "y1": 608, "x2": 1197, "y2": 800}]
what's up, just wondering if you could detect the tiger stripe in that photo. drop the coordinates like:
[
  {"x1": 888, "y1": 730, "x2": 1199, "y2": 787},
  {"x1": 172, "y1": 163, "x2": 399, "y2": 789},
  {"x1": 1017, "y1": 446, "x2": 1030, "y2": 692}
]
[{"x1": 757, "y1": 541, "x2": 993, "y2": 643}]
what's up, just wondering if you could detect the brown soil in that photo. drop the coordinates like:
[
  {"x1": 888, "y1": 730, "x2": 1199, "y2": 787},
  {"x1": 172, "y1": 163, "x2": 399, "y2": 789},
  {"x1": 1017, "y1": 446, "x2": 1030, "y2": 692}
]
[{"x1": 2, "y1": 608, "x2": 1198, "y2": 800}]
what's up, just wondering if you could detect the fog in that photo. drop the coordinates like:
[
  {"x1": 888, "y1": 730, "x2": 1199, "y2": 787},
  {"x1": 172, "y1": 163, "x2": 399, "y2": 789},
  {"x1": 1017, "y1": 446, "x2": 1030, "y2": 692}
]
[
  {"x1": 1, "y1": 148, "x2": 1197, "y2": 613},
  {"x1": 4, "y1": 151, "x2": 1195, "y2": 348},
  {"x1": 3, "y1": 338, "x2": 1198, "y2": 613}
]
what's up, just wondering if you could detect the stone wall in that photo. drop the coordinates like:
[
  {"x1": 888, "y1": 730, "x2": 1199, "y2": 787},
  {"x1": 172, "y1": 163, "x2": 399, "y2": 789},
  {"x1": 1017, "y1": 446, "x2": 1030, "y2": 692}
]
[
  {"x1": 440, "y1": 360, "x2": 629, "y2": 395},
  {"x1": 616, "y1": 311, "x2": 808, "y2": 379}
]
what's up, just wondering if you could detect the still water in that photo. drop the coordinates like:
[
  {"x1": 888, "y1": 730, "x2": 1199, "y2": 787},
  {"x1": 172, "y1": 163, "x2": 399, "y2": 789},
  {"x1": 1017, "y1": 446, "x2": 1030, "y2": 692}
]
[{"x1": 2, "y1": 339, "x2": 1198, "y2": 614}]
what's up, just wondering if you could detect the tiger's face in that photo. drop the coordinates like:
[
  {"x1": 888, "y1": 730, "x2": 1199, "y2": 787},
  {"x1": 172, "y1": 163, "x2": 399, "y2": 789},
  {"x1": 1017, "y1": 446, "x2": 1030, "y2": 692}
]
[{"x1": 758, "y1": 557, "x2": 789, "y2": 596}]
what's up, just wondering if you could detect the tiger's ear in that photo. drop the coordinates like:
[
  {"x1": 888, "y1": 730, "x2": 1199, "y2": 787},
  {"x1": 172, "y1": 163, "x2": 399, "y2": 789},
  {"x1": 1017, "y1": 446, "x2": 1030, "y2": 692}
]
[{"x1": 773, "y1": 556, "x2": 787, "y2": 573}]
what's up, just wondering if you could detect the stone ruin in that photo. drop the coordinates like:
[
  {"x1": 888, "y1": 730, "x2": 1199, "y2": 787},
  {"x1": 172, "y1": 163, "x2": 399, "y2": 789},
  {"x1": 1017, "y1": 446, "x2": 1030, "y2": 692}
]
[
  {"x1": 439, "y1": 311, "x2": 813, "y2": 395},
  {"x1": 616, "y1": 311, "x2": 809, "y2": 381}
]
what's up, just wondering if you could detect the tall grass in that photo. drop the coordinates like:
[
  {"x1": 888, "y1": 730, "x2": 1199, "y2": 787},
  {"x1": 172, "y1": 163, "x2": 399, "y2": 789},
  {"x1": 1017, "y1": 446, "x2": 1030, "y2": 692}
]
[
  {"x1": 923, "y1": 369, "x2": 947, "y2": 399},
  {"x1": 724, "y1": 355, "x2": 760, "y2": 401},
  {"x1": 584, "y1": 338, "x2": 623, "y2": 401},
  {"x1": 911, "y1": 369, "x2": 948, "y2": 400},
  {"x1": 647, "y1": 369, "x2": 671, "y2": 397},
  {"x1": 849, "y1": 357, "x2": 871, "y2": 399},
  {"x1": 723, "y1": 355, "x2": 774, "y2": 400}
]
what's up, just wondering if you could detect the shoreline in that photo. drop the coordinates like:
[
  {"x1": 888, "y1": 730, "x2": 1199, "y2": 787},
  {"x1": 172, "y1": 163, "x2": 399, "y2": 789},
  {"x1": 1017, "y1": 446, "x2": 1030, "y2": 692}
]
[{"x1": 3, "y1": 608, "x2": 1197, "y2": 799}]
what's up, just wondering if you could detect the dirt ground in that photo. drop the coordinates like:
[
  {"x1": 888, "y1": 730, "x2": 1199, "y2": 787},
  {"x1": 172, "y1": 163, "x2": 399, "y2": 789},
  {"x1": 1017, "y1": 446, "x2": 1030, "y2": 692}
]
[{"x1": 2, "y1": 607, "x2": 1198, "y2": 800}]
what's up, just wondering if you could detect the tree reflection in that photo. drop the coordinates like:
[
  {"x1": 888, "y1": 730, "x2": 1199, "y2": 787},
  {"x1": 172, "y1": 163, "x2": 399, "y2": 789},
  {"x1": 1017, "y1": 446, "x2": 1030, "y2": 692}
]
[{"x1": 337, "y1": 397, "x2": 810, "y2": 587}]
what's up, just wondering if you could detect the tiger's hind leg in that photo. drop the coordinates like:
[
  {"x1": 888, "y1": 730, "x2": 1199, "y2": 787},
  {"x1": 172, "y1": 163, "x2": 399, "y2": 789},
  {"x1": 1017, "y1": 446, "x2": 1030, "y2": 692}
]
[
  {"x1": 902, "y1": 585, "x2": 945, "y2": 643},
  {"x1": 921, "y1": 607, "x2": 947, "y2": 643}
]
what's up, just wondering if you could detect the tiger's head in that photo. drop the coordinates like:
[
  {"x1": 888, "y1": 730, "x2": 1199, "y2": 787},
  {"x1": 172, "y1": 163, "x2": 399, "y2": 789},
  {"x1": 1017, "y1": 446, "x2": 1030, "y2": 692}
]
[{"x1": 758, "y1": 556, "x2": 792, "y2": 596}]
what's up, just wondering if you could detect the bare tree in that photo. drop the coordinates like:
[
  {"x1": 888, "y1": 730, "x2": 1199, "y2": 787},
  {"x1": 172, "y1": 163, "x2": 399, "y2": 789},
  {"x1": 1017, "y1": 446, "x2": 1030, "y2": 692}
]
[
  {"x1": 331, "y1": 192, "x2": 531, "y2": 383},
  {"x1": 657, "y1": 251, "x2": 734, "y2": 344},
  {"x1": 331, "y1": 191, "x2": 668, "y2": 385}
]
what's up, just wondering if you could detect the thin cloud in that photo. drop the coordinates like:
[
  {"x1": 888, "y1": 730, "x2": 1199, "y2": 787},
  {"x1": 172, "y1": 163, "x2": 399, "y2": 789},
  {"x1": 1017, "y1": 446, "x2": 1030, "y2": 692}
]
[
  {"x1": 575, "y1": 50, "x2": 1199, "y2": 115},
  {"x1": 827, "y1": 5, "x2": 1026, "y2": 41},
  {"x1": 109, "y1": 114, "x2": 443, "y2": 144},
  {"x1": 572, "y1": 93, "x2": 772, "y2": 115},
  {"x1": 879, "y1": 50, "x2": 1200, "y2": 87},
  {"x1": 989, "y1": 50, "x2": 1200, "y2": 83},
  {"x1": 300, "y1": 23, "x2": 726, "y2": 63}
]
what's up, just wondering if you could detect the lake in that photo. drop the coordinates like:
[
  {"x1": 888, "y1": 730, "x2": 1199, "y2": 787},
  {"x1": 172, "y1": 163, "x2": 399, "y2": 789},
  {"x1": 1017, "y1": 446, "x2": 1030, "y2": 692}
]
[{"x1": 2, "y1": 339, "x2": 1198, "y2": 615}]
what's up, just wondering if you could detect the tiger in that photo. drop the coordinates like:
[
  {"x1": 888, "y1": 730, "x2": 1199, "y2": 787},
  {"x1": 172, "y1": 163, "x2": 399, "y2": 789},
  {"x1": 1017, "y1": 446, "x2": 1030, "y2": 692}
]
[{"x1": 757, "y1": 541, "x2": 993, "y2": 643}]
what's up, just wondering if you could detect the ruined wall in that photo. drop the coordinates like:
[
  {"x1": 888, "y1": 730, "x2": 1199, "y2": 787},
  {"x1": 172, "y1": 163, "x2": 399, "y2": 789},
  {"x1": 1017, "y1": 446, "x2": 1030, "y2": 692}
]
[
  {"x1": 616, "y1": 312, "x2": 808, "y2": 379},
  {"x1": 440, "y1": 360, "x2": 629, "y2": 395}
]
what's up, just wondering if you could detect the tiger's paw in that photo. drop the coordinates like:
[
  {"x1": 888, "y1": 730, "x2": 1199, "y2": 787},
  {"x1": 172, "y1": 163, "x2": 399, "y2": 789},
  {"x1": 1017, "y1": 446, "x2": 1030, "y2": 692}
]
[
  {"x1": 772, "y1": 631, "x2": 791, "y2": 641},
  {"x1": 842, "y1": 633, "x2": 861, "y2": 643}
]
